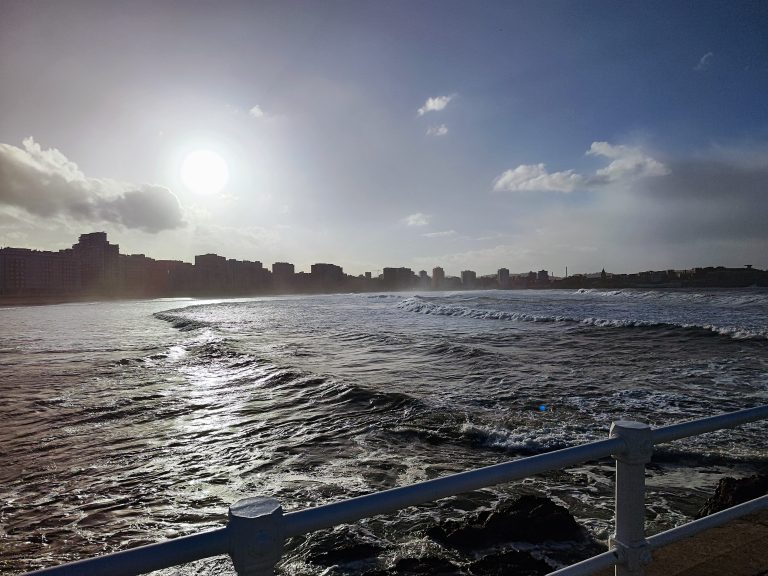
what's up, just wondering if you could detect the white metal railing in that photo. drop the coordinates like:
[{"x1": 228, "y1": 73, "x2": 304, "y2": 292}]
[{"x1": 23, "y1": 405, "x2": 768, "y2": 576}]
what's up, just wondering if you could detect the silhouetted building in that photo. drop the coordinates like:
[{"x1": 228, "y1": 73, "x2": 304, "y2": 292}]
[
  {"x1": 498, "y1": 268, "x2": 510, "y2": 289},
  {"x1": 228, "y1": 259, "x2": 266, "y2": 294},
  {"x1": 461, "y1": 270, "x2": 477, "y2": 289},
  {"x1": 382, "y1": 267, "x2": 416, "y2": 290},
  {"x1": 119, "y1": 253, "x2": 152, "y2": 296},
  {"x1": 443, "y1": 276, "x2": 462, "y2": 290},
  {"x1": 195, "y1": 253, "x2": 228, "y2": 293},
  {"x1": 432, "y1": 267, "x2": 445, "y2": 290},
  {"x1": 72, "y1": 232, "x2": 119, "y2": 294},
  {"x1": 272, "y1": 262, "x2": 295, "y2": 292},
  {"x1": 311, "y1": 263, "x2": 344, "y2": 292},
  {"x1": 0, "y1": 247, "x2": 81, "y2": 296}
]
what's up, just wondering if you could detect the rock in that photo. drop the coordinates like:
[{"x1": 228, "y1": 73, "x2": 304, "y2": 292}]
[
  {"x1": 468, "y1": 550, "x2": 551, "y2": 576},
  {"x1": 306, "y1": 529, "x2": 387, "y2": 566},
  {"x1": 697, "y1": 474, "x2": 768, "y2": 518},
  {"x1": 390, "y1": 556, "x2": 463, "y2": 575},
  {"x1": 428, "y1": 495, "x2": 583, "y2": 550},
  {"x1": 310, "y1": 541, "x2": 385, "y2": 566}
]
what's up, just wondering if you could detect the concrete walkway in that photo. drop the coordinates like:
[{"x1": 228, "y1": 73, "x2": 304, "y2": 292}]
[{"x1": 596, "y1": 510, "x2": 768, "y2": 576}]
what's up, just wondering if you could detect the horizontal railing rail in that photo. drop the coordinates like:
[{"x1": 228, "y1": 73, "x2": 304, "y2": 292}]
[{"x1": 24, "y1": 405, "x2": 768, "y2": 576}]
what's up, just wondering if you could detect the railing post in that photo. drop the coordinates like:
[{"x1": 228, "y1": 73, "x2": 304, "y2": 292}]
[
  {"x1": 609, "y1": 421, "x2": 653, "y2": 576},
  {"x1": 228, "y1": 497, "x2": 286, "y2": 576}
]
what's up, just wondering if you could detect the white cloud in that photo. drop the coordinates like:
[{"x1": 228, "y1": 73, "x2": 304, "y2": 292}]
[
  {"x1": 493, "y1": 163, "x2": 584, "y2": 193},
  {"x1": 418, "y1": 95, "x2": 453, "y2": 116},
  {"x1": 423, "y1": 229, "x2": 456, "y2": 238},
  {"x1": 402, "y1": 212, "x2": 431, "y2": 226},
  {"x1": 587, "y1": 141, "x2": 669, "y2": 181},
  {"x1": 695, "y1": 51, "x2": 714, "y2": 72},
  {"x1": 249, "y1": 104, "x2": 265, "y2": 118},
  {"x1": 426, "y1": 124, "x2": 449, "y2": 137},
  {"x1": 0, "y1": 138, "x2": 185, "y2": 232}
]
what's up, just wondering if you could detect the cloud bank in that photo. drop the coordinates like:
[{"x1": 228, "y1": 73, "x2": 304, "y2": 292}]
[
  {"x1": 494, "y1": 141, "x2": 669, "y2": 192},
  {"x1": 0, "y1": 138, "x2": 184, "y2": 233}
]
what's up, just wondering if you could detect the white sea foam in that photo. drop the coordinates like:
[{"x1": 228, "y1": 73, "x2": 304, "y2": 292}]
[
  {"x1": 460, "y1": 421, "x2": 597, "y2": 453},
  {"x1": 397, "y1": 294, "x2": 768, "y2": 339}
]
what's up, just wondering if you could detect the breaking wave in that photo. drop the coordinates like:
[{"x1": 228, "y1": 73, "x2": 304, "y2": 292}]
[{"x1": 397, "y1": 296, "x2": 768, "y2": 339}]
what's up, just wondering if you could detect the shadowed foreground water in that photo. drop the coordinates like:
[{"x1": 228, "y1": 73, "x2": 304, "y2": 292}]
[{"x1": 2, "y1": 289, "x2": 767, "y2": 574}]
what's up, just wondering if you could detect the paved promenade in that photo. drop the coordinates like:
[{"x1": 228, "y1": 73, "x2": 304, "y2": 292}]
[{"x1": 596, "y1": 510, "x2": 768, "y2": 576}]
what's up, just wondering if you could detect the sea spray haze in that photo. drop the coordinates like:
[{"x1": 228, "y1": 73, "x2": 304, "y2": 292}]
[{"x1": 2, "y1": 288, "x2": 767, "y2": 574}]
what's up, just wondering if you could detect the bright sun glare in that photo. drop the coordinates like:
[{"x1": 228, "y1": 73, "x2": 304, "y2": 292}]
[{"x1": 180, "y1": 149, "x2": 229, "y2": 195}]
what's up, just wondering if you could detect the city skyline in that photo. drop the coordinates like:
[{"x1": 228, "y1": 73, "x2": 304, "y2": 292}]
[
  {"x1": 2, "y1": 230, "x2": 764, "y2": 290},
  {"x1": 1, "y1": 2, "x2": 767, "y2": 275}
]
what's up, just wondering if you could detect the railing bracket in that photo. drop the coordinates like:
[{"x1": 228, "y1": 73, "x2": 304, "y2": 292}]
[{"x1": 228, "y1": 497, "x2": 285, "y2": 576}]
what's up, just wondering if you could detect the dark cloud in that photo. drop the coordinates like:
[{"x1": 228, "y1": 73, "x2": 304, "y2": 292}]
[
  {"x1": 639, "y1": 157, "x2": 768, "y2": 243},
  {"x1": 0, "y1": 138, "x2": 185, "y2": 233}
]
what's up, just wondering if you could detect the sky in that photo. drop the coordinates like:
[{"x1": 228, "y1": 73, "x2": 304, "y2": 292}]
[{"x1": 1, "y1": 1, "x2": 767, "y2": 277}]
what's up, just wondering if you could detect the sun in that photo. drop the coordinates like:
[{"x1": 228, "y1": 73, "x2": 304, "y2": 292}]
[{"x1": 180, "y1": 149, "x2": 229, "y2": 195}]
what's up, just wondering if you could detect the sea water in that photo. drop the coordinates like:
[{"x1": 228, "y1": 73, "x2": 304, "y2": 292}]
[{"x1": 2, "y1": 289, "x2": 767, "y2": 574}]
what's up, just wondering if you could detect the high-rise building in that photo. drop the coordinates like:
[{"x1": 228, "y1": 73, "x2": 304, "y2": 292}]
[
  {"x1": 311, "y1": 263, "x2": 344, "y2": 291},
  {"x1": 383, "y1": 267, "x2": 416, "y2": 290},
  {"x1": 194, "y1": 253, "x2": 228, "y2": 293},
  {"x1": 72, "y1": 232, "x2": 120, "y2": 294},
  {"x1": 498, "y1": 268, "x2": 510, "y2": 289},
  {"x1": 461, "y1": 270, "x2": 477, "y2": 289},
  {"x1": 432, "y1": 267, "x2": 445, "y2": 289},
  {"x1": 272, "y1": 262, "x2": 295, "y2": 292}
]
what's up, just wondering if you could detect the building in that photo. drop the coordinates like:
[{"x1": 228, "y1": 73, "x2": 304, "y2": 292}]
[
  {"x1": 0, "y1": 247, "x2": 81, "y2": 296},
  {"x1": 432, "y1": 267, "x2": 445, "y2": 290},
  {"x1": 272, "y1": 262, "x2": 295, "y2": 292},
  {"x1": 228, "y1": 259, "x2": 267, "y2": 294},
  {"x1": 382, "y1": 267, "x2": 416, "y2": 291},
  {"x1": 311, "y1": 263, "x2": 344, "y2": 291},
  {"x1": 72, "y1": 232, "x2": 120, "y2": 294},
  {"x1": 119, "y1": 253, "x2": 152, "y2": 296},
  {"x1": 194, "y1": 253, "x2": 228, "y2": 293},
  {"x1": 498, "y1": 268, "x2": 510, "y2": 289},
  {"x1": 461, "y1": 270, "x2": 477, "y2": 289}
]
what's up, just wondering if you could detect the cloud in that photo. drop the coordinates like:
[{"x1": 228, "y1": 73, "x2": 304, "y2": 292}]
[
  {"x1": 418, "y1": 95, "x2": 453, "y2": 116},
  {"x1": 695, "y1": 51, "x2": 714, "y2": 71},
  {"x1": 637, "y1": 154, "x2": 768, "y2": 243},
  {"x1": 402, "y1": 212, "x2": 431, "y2": 226},
  {"x1": 423, "y1": 229, "x2": 456, "y2": 238},
  {"x1": 426, "y1": 124, "x2": 449, "y2": 137},
  {"x1": 493, "y1": 163, "x2": 584, "y2": 193},
  {"x1": 587, "y1": 142, "x2": 669, "y2": 181},
  {"x1": 0, "y1": 138, "x2": 184, "y2": 233},
  {"x1": 249, "y1": 104, "x2": 265, "y2": 118}
]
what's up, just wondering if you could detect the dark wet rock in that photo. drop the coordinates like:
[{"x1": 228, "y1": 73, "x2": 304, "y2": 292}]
[
  {"x1": 428, "y1": 495, "x2": 583, "y2": 550},
  {"x1": 390, "y1": 556, "x2": 463, "y2": 575},
  {"x1": 468, "y1": 550, "x2": 551, "y2": 576},
  {"x1": 309, "y1": 541, "x2": 385, "y2": 566},
  {"x1": 697, "y1": 474, "x2": 768, "y2": 518},
  {"x1": 305, "y1": 528, "x2": 387, "y2": 566}
]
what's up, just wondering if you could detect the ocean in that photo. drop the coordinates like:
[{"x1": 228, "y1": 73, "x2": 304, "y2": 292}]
[{"x1": 2, "y1": 288, "x2": 767, "y2": 574}]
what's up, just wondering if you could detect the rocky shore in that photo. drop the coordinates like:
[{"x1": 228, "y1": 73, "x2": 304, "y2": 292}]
[{"x1": 290, "y1": 475, "x2": 768, "y2": 576}]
